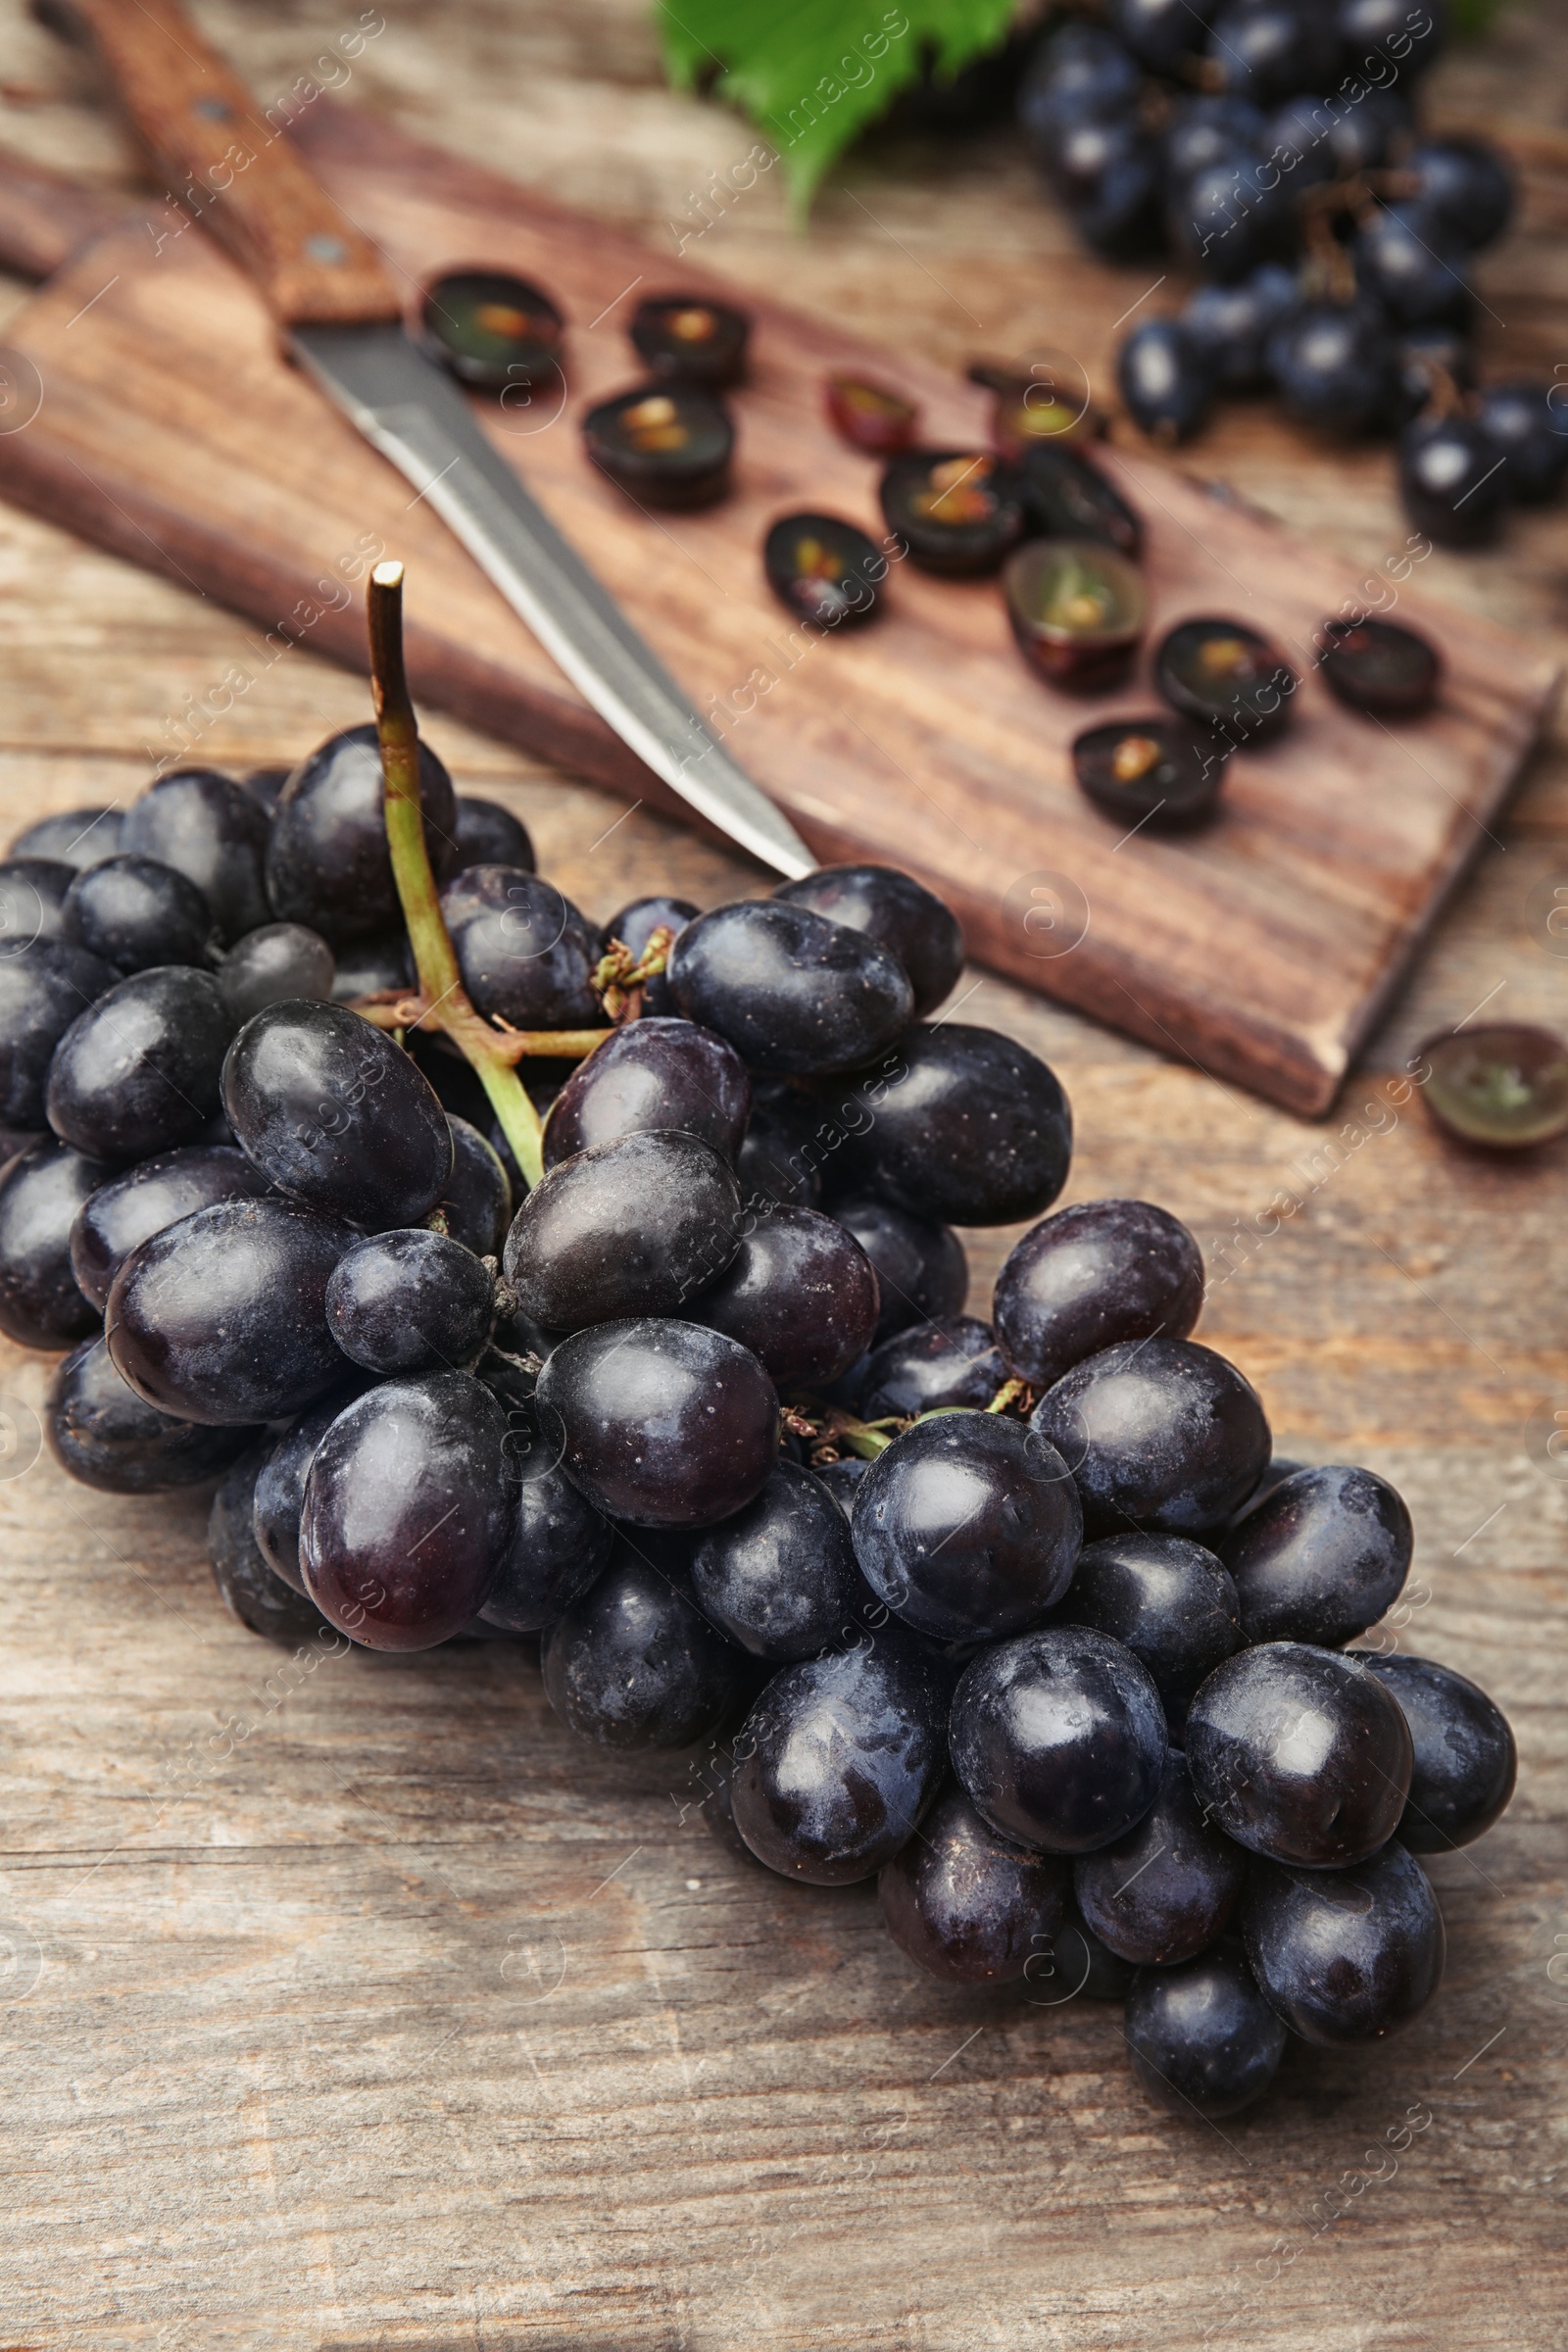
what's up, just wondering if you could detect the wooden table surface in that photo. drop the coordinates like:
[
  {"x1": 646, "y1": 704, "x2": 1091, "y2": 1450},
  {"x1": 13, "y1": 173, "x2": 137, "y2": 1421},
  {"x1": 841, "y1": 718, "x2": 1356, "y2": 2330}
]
[{"x1": 0, "y1": 4, "x2": 1565, "y2": 2344}]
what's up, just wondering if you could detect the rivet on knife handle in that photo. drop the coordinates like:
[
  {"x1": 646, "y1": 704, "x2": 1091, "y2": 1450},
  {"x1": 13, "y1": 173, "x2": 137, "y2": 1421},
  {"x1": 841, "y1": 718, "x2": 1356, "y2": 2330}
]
[{"x1": 31, "y1": 0, "x2": 400, "y2": 324}]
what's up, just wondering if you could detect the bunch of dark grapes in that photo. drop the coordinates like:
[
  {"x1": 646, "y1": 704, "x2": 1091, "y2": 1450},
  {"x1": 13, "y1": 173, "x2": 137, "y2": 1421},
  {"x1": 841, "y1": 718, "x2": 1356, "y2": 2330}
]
[
  {"x1": 0, "y1": 733, "x2": 1514, "y2": 2122},
  {"x1": 1013, "y1": 2, "x2": 1565, "y2": 547}
]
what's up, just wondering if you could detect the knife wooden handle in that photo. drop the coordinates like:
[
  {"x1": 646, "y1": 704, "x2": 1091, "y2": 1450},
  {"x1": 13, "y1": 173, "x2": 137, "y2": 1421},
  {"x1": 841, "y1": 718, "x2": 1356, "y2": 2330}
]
[
  {"x1": 32, "y1": 0, "x2": 401, "y2": 324},
  {"x1": 0, "y1": 145, "x2": 130, "y2": 279}
]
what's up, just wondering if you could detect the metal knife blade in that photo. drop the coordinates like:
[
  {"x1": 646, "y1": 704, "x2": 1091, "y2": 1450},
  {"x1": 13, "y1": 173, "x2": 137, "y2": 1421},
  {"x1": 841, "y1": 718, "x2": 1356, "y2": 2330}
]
[{"x1": 292, "y1": 322, "x2": 814, "y2": 880}]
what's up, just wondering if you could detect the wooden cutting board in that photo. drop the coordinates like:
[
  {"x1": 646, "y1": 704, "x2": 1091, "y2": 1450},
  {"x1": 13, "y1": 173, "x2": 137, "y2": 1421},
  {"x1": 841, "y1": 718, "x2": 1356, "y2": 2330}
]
[{"x1": 0, "y1": 102, "x2": 1557, "y2": 1116}]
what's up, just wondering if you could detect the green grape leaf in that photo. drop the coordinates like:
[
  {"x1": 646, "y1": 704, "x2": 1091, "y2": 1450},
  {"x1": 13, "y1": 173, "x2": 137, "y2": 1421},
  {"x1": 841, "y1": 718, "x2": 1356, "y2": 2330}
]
[{"x1": 658, "y1": 0, "x2": 1018, "y2": 219}]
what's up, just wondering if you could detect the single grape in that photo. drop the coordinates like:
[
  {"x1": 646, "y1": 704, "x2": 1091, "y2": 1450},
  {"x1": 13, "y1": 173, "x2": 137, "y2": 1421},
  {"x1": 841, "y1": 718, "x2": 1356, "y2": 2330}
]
[
  {"x1": 993, "y1": 1198, "x2": 1205, "y2": 1390},
  {"x1": 950, "y1": 1625, "x2": 1166, "y2": 1853},
  {"x1": 68, "y1": 1142, "x2": 270, "y2": 1310},
  {"x1": 120, "y1": 769, "x2": 270, "y2": 943},
  {"x1": 535, "y1": 1317, "x2": 778, "y2": 1526},
  {"x1": 1112, "y1": 0, "x2": 1213, "y2": 75},
  {"x1": 504, "y1": 1130, "x2": 743, "y2": 1330},
  {"x1": 476, "y1": 1433, "x2": 612, "y2": 1633},
  {"x1": 1265, "y1": 300, "x2": 1397, "y2": 436},
  {"x1": 1159, "y1": 94, "x2": 1264, "y2": 186},
  {"x1": 46, "y1": 966, "x2": 235, "y2": 1162},
  {"x1": 600, "y1": 893, "x2": 698, "y2": 1016},
  {"x1": 1353, "y1": 206, "x2": 1472, "y2": 330},
  {"x1": 107, "y1": 1196, "x2": 356, "y2": 1424},
  {"x1": 541, "y1": 1540, "x2": 742, "y2": 1745},
  {"x1": 453, "y1": 795, "x2": 534, "y2": 871},
  {"x1": 1168, "y1": 159, "x2": 1294, "y2": 285},
  {"x1": 541, "y1": 1017, "x2": 750, "y2": 1169},
  {"x1": 0, "y1": 940, "x2": 118, "y2": 1131},
  {"x1": 772, "y1": 865, "x2": 963, "y2": 1020},
  {"x1": 1338, "y1": 0, "x2": 1446, "y2": 80},
  {"x1": 326, "y1": 1228, "x2": 494, "y2": 1373},
  {"x1": 690, "y1": 1460, "x2": 869, "y2": 1659},
  {"x1": 216, "y1": 923, "x2": 336, "y2": 1022},
  {"x1": 730, "y1": 1630, "x2": 952, "y2": 1883},
  {"x1": 300, "y1": 1370, "x2": 513, "y2": 1648},
  {"x1": 440, "y1": 866, "x2": 601, "y2": 1028},
  {"x1": 210, "y1": 1445, "x2": 334, "y2": 1646},
  {"x1": 1260, "y1": 95, "x2": 1339, "y2": 191},
  {"x1": 1116, "y1": 318, "x2": 1215, "y2": 442},
  {"x1": 1018, "y1": 24, "x2": 1141, "y2": 147},
  {"x1": 1034, "y1": 1905, "x2": 1138, "y2": 2000},
  {"x1": 220, "y1": 999, "x2": 452, "y2": 1228},
  {"x1": 1242, "y1": 1841, "x2": 1445, "y2": 2044},
  {"x1": 435, "y1": 1114, "x2": 512, "y2": 1256},
  {"x1": 1185, "y1": 1641, "x2": 1412, "y2": 1867},
  {"x1": 832, "y1": 1024, "x2": 1072, "y2": 1227},
  {"x1": 0, "y1": 1135, "x2": 109, "y2": 1347},
  {"x1": 1032, "y1": 1337, "x2": 1270, "y2": 1535},
  {"x1": 858, "y1": 1315, "x2": 1004, "y2": 1419},
  {"x1": 1362, "y1": 1652, "x2": 1517, "y2": 1852},
  {"x1": 830, "y1": 1195, "x2": 967, "y2": 1343},
  {"x1": 0, "y1": 858, "x2": 74, "y2": 948},
  {"x1": 879, "y1": 1782, "x2": 1071, "y2": 1984},
  {"x1": 60, "y1": 856, "x2": 212, "y2": 975},
  {"x1": 329, "y1": 933, "x2": 415, "y2": 1003},
  {"x1": 46, "y1": 1333, "x2": 255, "y2": 1493},
  {"x1": 667, "y1": 900, "x2": 913, "y2": 1076},
  {"x1": 691, "y1": 1203, "x2": 879, "y2": 1389},
  {"x1": 1180, "y1": 262, "x2": 1298, "y2": 391},
  {"x1": 1074, "y1": 1747, "x2": 1246, "y2": 1964},
  {"x1": 735, "y1": 1096, "x2": 825, "y2": 1210},
  {"x1": 1403, "y1": 134, "x2": 1513, "y2": 251},
  {"x1": 630, "y1": 293, "x2": 751, "y2": 388},
  {"x1": 1054, "y1": 1532, "x2": 1241, "y2": 1740},
  {"x1": 252, "y1": 1381, "x2": 368, "y2": 1592},
  {"x1": 1125, "y1": 1946, "x2": 1287, "y2": 2119},
  {"x1": 854, "y1": 1412, "x2": 1082, "y2": 1642},
  {"x1": 1203, "y1": 1, "x2": 1339, "y2": 104},
  {"x1": 1221, "y1": 1463, "x2": 1412, "y2": 1645},
  {"x1": 266, "y1": 724, "x2": 460, "y2": 943},
  {"x1": 1054, "y1": 118, "x2": 1165, "y2": 262},
  {"x1": 1474, "y1": 380, "x2": 1568, "y2": 505},
  {"x1": 1398, "y1": 414, "x2": 1511, "y2": 548},
  {"x1": 9, "y1": 808, "x2": 122, "y2": 869}
]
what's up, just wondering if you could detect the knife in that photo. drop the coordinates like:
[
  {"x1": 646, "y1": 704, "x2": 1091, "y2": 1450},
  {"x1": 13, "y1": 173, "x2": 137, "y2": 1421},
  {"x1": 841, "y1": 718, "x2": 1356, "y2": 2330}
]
[{"x1": 33, "y1": 0, "x2": 816, "y2": 880}]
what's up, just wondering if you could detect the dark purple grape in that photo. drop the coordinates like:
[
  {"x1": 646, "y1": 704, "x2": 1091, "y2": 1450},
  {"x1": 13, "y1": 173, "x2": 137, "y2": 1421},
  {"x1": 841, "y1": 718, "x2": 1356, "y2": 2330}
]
[
  {"x1": 762, "y1": 512, "x2": 886, "y2": 627},
  {"x1": 119, "y1": 770, "x2": 269, "y2": 944},
  {"x1": 436, "y1": 1114, "x2": 512, "y2": 1256},
  {"x1": 68, "y1": 1143, "x2": 269, "y2": 1311},
  {"x1": 1035, "y1": 1905, "x2": 1138, "y2": 2000},
  {"x1": 47, "y1": 1333, "x2": 256, "y2": 1493},
  {"x1": 1054, "y1": 119, "x2": 1165, "y2": 262},
  {"x1": 735, "y1": 1097, "x2": 824, "y2": 1210},
  {"x1": 503, "y1": 1130, "x2": 742, "y2": 1330},
  {"x1": 1117, "y1": 318, "x2": 1215, "y2": 443},
  {"x1": 439, "y1": 865, "x2": 600, "y2": 1028},
  {"x1": 535, "y1": 1317, "x2": 777, "y2": 1526},
  {"x1": 9, "y1": 808, "x2": 122, "y2": 869},
  {"x1": 266, "y1": 724, "x2": 459, "y2": 944},
  {"x1": 994, "y1": 1198, "x2": 1204, "y2": 1391},
  {"x1": 216, "y1": 923, "x2": 335, "y2": 1022},
  {"x1": 730, "y1": 1630, "x2": 951, "y2": 1883},
  {"x1": 1074, "y1": 1748, "x2": 1246, "y2": 1964},
  {"x1": 0, "y1": 1136, "x2": 108, "y2": 1346},
  {"x1": 107, "y1": 1196, "x2": 355, "y2": 1424},
  {"x1": 325, "y1": 1228, "x2": 494, "y2": 1373},
  {"x1": 832, "y1": 1024, "x2": 1072, "y2": 1228},
  {"x1": 772, "y1": 864, "x2": 963, "y2": 1020},
  {"x1": 690, "y1": 1460, "x2": 867, "y2": 1659},
  {"x1": 220, "y1": 1000, "x2": 452, "y2": 1228},
  {"x1": 1242, "y1": 1841, "x2": 1445, "y2": 2043},
  {"x1": 1018, "y1": 24, "x2": 1141, "y2": 147},
  {"x1": 601, "y1": 894, "x2": 697, "y2": 1017},
  {"x1": 1474, "y1": 380, "x2": 1568, "y2": 505},
  {"x1": 584, "y1": 385, "x2": 735, "y2": 508},
  {"x1": 540, "y1": 1017, "x2": 750, "y2": 1169},
  {"x1": 210, "y1": 1445, "x2": 333, "y2": 1645},
  {"x1": 0, "y1": 858, "x2": 74, "y2": 949},
  {"x1": 1317, "y1": 617, "x2": 1442, "y2": 717},
  {"x1": 854, "y1": 1412, "x2": 1082, "y2": 1642},
  {"x1": 1361, "y1": 1652, "x2": 1516, "y2": 1852},
  {"x1": 880, "y1": 1782, "x2": 1071, "y2": 1984},
  {"x1": 1168, "y1": 158, "x2": 1294, "y2": 283},
  {"x1": 542, "y1": 1539, "x2": 741, "y2": 1744},
  {"x1": 1260, "y1": 95, "x2": 1339, "y2": 191},
  {"x1": 252, "y1": 1381, "x2": 367, "y2": 1592},
  {"x1": 1324, "y1": 84, "x2": 1412, "y2": 173},
  {"x1": 630, "y1": 292, "x2": 750, "y2": 388},
  {"x1": 830, "y1": 1195, "x2": 967, "y2": 1342},
  {"x1": 300, "y1": 1370, "x2": 512, "y2": 1649},
  {"x1": 1125, "y1": 1946, "x2": 1287, "y2": 2118},
  {"x1": 46, "y1": 966, "x2": 235, "y2": 1163},
  {"x1": 691, "y1": 1204, "x2": 878, "y2": 1390},
  {"x1": 1033, "y1": 1338, "x2": 1269, "y2": 1537},
  {"x1": 950, "y1": 1626, "x2": 1166, "y2": 1852},
  {"x1": 1054, "y1": 1532, "x2": 1240, "y2": 1740},
  {"x1": 1160, "y1": 93, "x2": 1264, "y2": 186},
  {"x1": 1181, "y1": 262, "x2": 1298, "y2": 391},
  {"x1": 0, "y1": 940, "x2": 118, "y2": 1131},
  {"x1": 1338, "y1": 0, "x2": 1446, "y2": 79},
  {"x1": 815, "y1": 1455, "x2": 869, "y2": 1503},
  {"x1": 1403, "y1": 134, "x2": 1512, "y2": 252},
  {"x1": 476, "y1": 1438, "x2": 612, "y2": 1634},
  {"x1": 453, "y1": 795, "x2": 534, "y2": 872},
  {"x1": 1266, "y1": 300, "x2": 1397, "y2": 436},
  {"x1": 1353, "y1": 205, "x2": 1472, "y2": 330},
  {"x1": 1398, "y1": 413, "x2": 1511, "y2": 547},
  {"x1": 667, "y1": 900, "x2": 913, "y2": 1077},
  {"x1": 858, "y1": 1315, "x2": 1004, "y2": 1420},
  {"x1": 60, "y1": 856, "x2": 212, "y2": 975},
  {"x1": 1221, "y1": 1463, "x2": 1411, "y2": 1645},
  {"x1": 1185, "y1": 1641, "x2": 1412, "y2": 1866},
  {"x1": 1204, "y1": 1, "x2": 1339, "y2": 105},
  {"x1": 329, "y1": 933, "x2": 415, "y2": 1004},
  {"x1": 1112, "y1": 0, "x2": 1214, "y2": 75}
]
